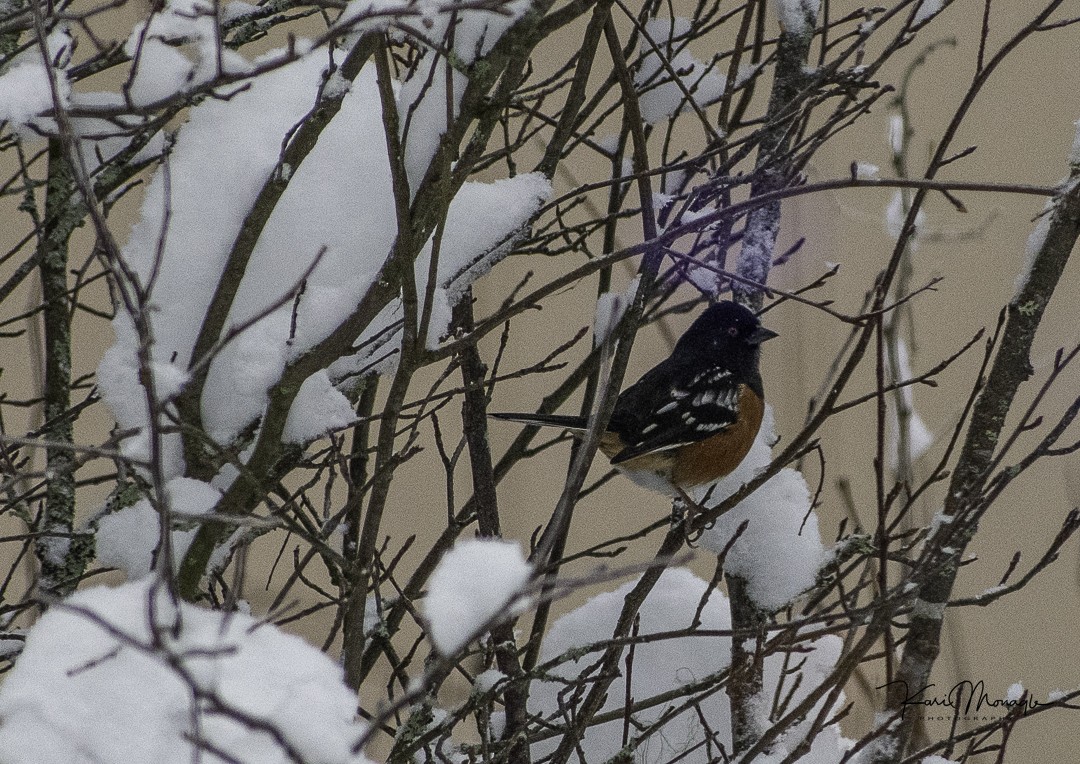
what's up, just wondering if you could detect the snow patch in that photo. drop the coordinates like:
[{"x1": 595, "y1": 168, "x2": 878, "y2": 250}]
[
  {"x1": 283, "y1": 370, "x2": 357, "y2": 444},
  {"x1": 914, "y1": 0, "x2": 942, "y2": 24},
  {"x1": 0, "y1": 579, "x2": 373, "y2": 764},
  {"x1": 695, "y1": 406, "x2": 831, "y2": 611},
  {"x1": 886, "y1": 339, "x2": 934, "y2": 471},
  {"x1": 424, "y1": 539, "x2": 532, "y2": 655},
  {"x1": 95, "y1": 477, "x2": 222, "y2": 578},
  {"x1": 855, "y1": 162, "x2": 880, "y2": 179},
  {"x1": 396, "y1": 0, "x2": 531, "y2": 187},
  {"x1": 636, "y1": 17, "x2": 725, "y2": 124},
  {"x1": 0, "y1": 61, "x2": 70, "y2": 129},
  {"x1": 593, "y1": 276, "x2": 640, "y2": 348},
  {"x1": 100, "y1": 46, "x2": 549, "y2": 470},
  {"x1": 530, "y1": 568, "x2": 851, "y2": 764},
  {"x1": 774, "y1": 0, "x2": 820, "y2": 37}
]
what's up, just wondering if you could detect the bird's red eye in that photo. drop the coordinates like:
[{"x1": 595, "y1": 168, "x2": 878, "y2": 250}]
[{"x1": 727, "y1": 327, "x2": 738, "y2": 337}]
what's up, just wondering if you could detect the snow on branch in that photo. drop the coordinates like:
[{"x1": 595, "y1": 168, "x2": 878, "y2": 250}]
[
  {"x1": 99, "y1": 34, "x2": 549, "y2": 474},
  {"x1": 634, "y1": 17, "x2": 725, "y2": 125},
  {"x1": 697, "y1": 407, "x2": 830, "y2": 611},
  {"x1": 531, "y1": 568, "x2": 850, "y2": 763},
  {"x1": 423, "y1": 538, "x2": 532, "y2": 656},
  {"x1": 0, "y1": 580, "x2": 373, "y2": 764}
]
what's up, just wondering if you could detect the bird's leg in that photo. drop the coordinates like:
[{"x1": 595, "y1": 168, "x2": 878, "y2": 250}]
[{"x1": 673, "y1": 487, "x2": 709, "y2": 545}]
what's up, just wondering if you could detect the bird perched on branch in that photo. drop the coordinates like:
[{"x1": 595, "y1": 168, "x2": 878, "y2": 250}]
[{"x1": 492, "y1": 300, "x2": 777, "y2": 496}]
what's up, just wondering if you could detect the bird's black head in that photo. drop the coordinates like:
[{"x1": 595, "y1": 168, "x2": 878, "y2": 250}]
[{"x1": 673, "y1": 300, "x2": 777, "y2": 366}]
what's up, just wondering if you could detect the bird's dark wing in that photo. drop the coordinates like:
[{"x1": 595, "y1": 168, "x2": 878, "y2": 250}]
[{"x1": 607, "y1": 360, "x2": 742, "y2": 464}]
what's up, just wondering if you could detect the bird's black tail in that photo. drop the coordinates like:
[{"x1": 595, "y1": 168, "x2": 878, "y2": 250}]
[{"x1": 489, "y1": 412, "x2": 589, "y2": 432}]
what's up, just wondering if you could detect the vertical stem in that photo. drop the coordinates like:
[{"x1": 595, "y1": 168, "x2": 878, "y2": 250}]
[
  {"x1": 725, "y1": 574, "x2": 767, "y2": 753},
  {"x1": 34, "y1": 141, "x2": 89, "y2": 598},
  {"x1": 342, "y1": 258, "x2": 419, "y2": 691},
  {"x1": 341, "y1": 376, "x2": 378, "y2": 651},
  {"x1": 341, "y1": 38, "x2": 421, "y2": 690},
  {"x1": 727, "y1": 14, "x2": 816, "y2": 757},
  {"x1": 879, "y1": 164, "x2": 1080, "y2": 761},
  {"x1": 455, "y1": 294, "x2": 529, "y2": 764},
  {"x1": 457, "y1": 295, "x2": 501, "y2": 538},
  {"x1": 524, "y1": 128, "x2": 626, "y2": 674},
  {"x1": 731, "y1": 21, "x2": 814, "y2": 310}
]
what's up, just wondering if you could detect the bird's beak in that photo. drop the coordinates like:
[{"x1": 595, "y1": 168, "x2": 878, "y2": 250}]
[{"x1": 748, "y1": 326, "x2": 778, "y2": 345}]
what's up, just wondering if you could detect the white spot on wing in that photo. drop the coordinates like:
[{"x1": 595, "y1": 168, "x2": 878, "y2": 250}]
[
  {"x1": 691, "y1": 367, "x2": 731, "y2": 386},
  {"x1": 693, "y1": 390, "x2": 717, "y2": 406}
]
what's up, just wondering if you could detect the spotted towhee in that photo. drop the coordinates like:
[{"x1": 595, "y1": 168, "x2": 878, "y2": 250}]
[{"x1": 492, "y1": 300, "x2": 777, "y2": 496}]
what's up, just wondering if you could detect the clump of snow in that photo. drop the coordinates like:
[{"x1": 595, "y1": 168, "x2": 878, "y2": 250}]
[
  {"x1": 222, "y1": 0, "x2": 259, "y2": 22},
  {"x1": 395, "y1": 0, "x2": 531, "y2": 188},
  {"x1": 532, "y1": 568, "x2": 731, "y2": 764},
  {"x1": 914, "y1": 0, "x2": 943, "y2": 24},
  {"x1": 594, "y1": 133, "x2": 620, "y2": 154},
  {"x1": 473, "y1": 668, "x2": 507, "y2": 694},
  {"x1": 1015, "y1": 199, "x2": 1055, "y2": 297},
  {"x1": 124, "y1": 37, "x2": 195, "y2": 107},
  {"x1": 336, "y1": 0, "x2": 414, "y2": 34},
  {"x1": 123, "y1": 0, "x2": 251, "y2": 106},
  {"x1": 530, "y1": 568, "x2": 851, "y2": 764},
  {"x1": 920, "y1": 757, "x2": 959, "y2": 764},
  {"x1": 69, "y1": 90, "x2": 167, "y2": 172},
  {"x1": 323, "y1": 67, "x2": 352, "y2": 99},
  {"x1": 415, "y1": 172, "x2": 552, "y2": 349},
  {"x1": 636, "y1": 17, "x2": 725, "y2": 125},
  {"x1": 99, "y1": 51, "x2": 344, "y2": 471},
  {"x1": 93, "y1": 353, "x2": 189, "y2": 452},
  {"x1": 0, "y1": 27, "x2": 74, "y2": 131},
  {"x1": 201, "y1": 60, "x2": 400, "y2": 446},
  {"x1": 593, "y1": 276, "x2": 640, "y2": 348},
  {"x1": 282, "y1": 370, "x2": 356, "y2": 443},
  {"x1": 855, "y1": 162, "x2": 880, "y2": 179},
  {"x1": 910, "y1": 597, "x2": 946, "y2": 620},
  {"x1": 101, "y1": 43, "x2": 548, "y2": 469},
  {"x1": 95, "y1": 500, "x2": 162, "y2": 577},
  {"x1": 95, "y1": 477, "x2": 222, "y2": 578},
  {"x1": 735, "y1": 61, "x2": 762, "y2": 88},
  {"x1": 774, "y1": 0, "x2": 820, "y2": 37},
  {"x1": 695, "y1": 406, "x2": 831, "y2": 611},
  {"x1": 423, "y1": 538, "x2": 532, "y2": 655},
  {"x1": 0, "y1": 61, "x2": 70, "y2": 129},
  {"x1": 884, "y1": 189, "x2": 926, "y2": 243},
  {"x1": 327, "y1": 301, "x2": 406, "y2": 383},
  {"x1": 1005, "y1": 681, "x2": 1025, "y2": 702},
  {"x1": 888, "y1": 113, "x2": 905, "y2": 154},
  {"x1": 0, "y1": 579, "x2": 372, "y2": 764},
  {"x1": 886, "y1": 339, "x2": 934, "y2": 471}
]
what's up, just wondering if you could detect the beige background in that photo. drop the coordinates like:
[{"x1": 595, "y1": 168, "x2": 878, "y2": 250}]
[{"x1": 2, "y1": 0, "x2": 1079, "y2": 759}]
